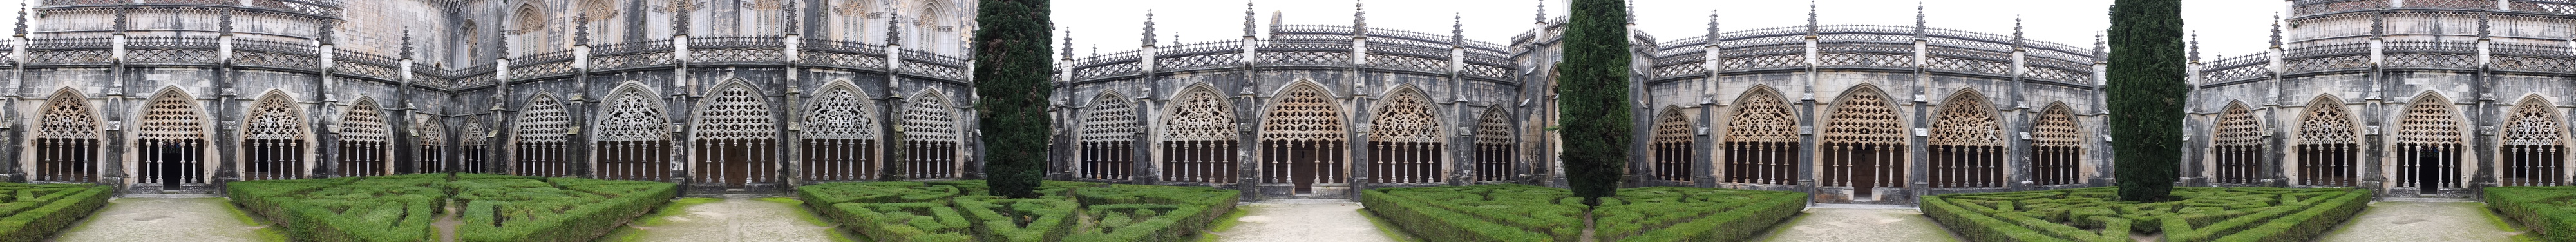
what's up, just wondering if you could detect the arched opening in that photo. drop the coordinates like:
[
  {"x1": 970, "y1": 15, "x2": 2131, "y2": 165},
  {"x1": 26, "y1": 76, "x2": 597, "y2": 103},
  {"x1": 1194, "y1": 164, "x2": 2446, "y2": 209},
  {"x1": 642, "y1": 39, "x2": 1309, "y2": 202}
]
[
  {"x1": 1822, "y1": 85, "x2": 1904, "y2": 197},
  {"x1": 2502, "y1": 96, "x2": 2565, "y2": 187},
  {"x1": 460, "y1": 118, "x2": 491, "y2": 174},
  {"x1": 1081, "y1": 92, "x2": 1141, "y2": 181},
  {"x1": 1473, "y1": 107, "x2": 1516, "y2": 183},
  {"x1": 1723, "y1": 88, "x2": 1797, "y2": 185},
  {"x1": 140, "y1": 89, "x2": 207, "y2": 189},
  {"x1": 1162, "y1": 86, "x2": 1236, "y2": 183},
  {"x1": 694, "y1": 83, "x2": 779, "y2": 188},
  {"x1": 1370, "y1": 88, "x2": 1444, "y2": 184},
  {"x1": 2212, "y1": 103, "x2": 2264, "y2": 185},
  {"x1": 2396, "y1": 94, "x2": 2464, "y2": 194},
  {"x1": 511, "y1": 3, "x2": 549, "y2": 54},
  {"x1": 1651, "y1": 108, "x2": 1694, "y2": 183},
  {"x1": 339, "y1": 99, "x2": 392, "y2": 177},
  {"x1": 1260, "y1": 83, "x2": 1347, "y2": 194},
  {"x1": 802, "y1": 83, "x2": 879, "y2": 181},
  {"x1": 1929, "y1": 91, "x2": 2005, "y2": 188},
  {"x1": 2031, "y1": 105, "x2": 2083, "y2": 186},
  {"x1": 901, "y1": 91, "x2": 961, "y2": 179},
  {"x1": 516, "y1": 96, "x2": 574, "y2": 177},
  {"x1": 35, "y1": 89, "x2": 100, "y2": 183},
  {"x1": 600, "y1": 86, "x2": 675, "y2": 181},
  {"x1": 2297, "y1": 96, "x2": 2360, "y2": 187},
  {"x1": 415, "y1": 117, "x2": 447, "y2": 174},
  {"x1": 242, "y1": 92, "x2": 310, "y2": 181}
]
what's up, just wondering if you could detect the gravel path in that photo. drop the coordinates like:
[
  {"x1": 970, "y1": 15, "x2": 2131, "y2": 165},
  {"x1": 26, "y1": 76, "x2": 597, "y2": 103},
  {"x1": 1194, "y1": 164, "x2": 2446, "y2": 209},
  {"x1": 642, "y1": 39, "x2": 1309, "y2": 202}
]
[
  {"x1": 1215, "y1": 199, "x2": 1396, "y2": 242},
  {"x1": 53, "y1": 197, "x2": 270, "y2": 242},
  {"x1": 619, "y1": 198, "x2": 842, "y2": 242},
  {"x1": 2315, "y1": 201, "x2": 2521, "y2": 242},
  {"x1": 1749, "y1": 207, "x2": 1961, "y2": 242}
]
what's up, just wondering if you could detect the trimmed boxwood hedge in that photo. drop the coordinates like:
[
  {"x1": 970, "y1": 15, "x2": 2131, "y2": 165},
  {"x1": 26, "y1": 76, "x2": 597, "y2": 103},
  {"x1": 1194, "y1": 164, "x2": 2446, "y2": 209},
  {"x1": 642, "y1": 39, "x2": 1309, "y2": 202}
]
[
  {"x1": 226, "y1": 173, "x2": 676, "y2": 242},
  {"x1": 1920, "y1": 187, "x2": 2370, "y2": 242},
  {"x1": 2487, "y1": 186, "x2": 2576, "y2": 242},
  {"x1": 795, "y1": 180, "x2": 1235, "y2": 242},
  {"x1": 1361, "y1": 185, "x2": 1804, "y2": 242},
  {"x1": 0, "y1": 183, "x2": 111, "y2": 242}
]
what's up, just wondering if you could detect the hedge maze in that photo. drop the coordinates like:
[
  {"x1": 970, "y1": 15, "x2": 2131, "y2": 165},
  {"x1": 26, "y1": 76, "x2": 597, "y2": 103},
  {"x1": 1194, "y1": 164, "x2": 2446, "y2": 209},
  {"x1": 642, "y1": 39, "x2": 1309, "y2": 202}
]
[
  {"x1": 1361, "y1": 184, "x2": 1805, "y2": 242},
  {"x1": 227, "y1": 173, "x2": 677, "y2": 242},
  {"x1": 0, "y1": 183, "x2": 109, "y2": 242},
  {"x1": 2487, "y1": 186, "x2": 2576, "y2": 242},
  {"x1": 1921, "y1": 187, "x2": 2369, "y2": 242},
  {"x1": 796, "y1": 180, "x2": 1239, "y2": 242}
]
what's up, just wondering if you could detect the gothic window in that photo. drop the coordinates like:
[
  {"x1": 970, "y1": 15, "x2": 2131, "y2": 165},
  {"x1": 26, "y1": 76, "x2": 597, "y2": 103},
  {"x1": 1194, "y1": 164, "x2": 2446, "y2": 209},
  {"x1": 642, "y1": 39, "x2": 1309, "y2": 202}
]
[
  {"x1": 2503, "y1": 96, "x2": 2566, "y2": 187},
  {"x1": 1261, "y1": 83, "x2": 1348, "y2": 194},
  {"x1": 1372, "y1": 88, "x2": 1445, "y2": 184},
  {"x1": 2297, "y1": 96, "x2": 2360, "y2": 187},
  {"x1": 2213, "y1": 103, "x2": 2264, "y2": 185},
  {"x1": 583, "y1": 0, "x2": 620, "y2": 22},
  {"x1": 1929, "y1": 92, "x2": 2005, "y2": 188},
  {"x1": 902, "y1": 90, "x2": 961, "y2": 179},
  {"x1": 1473, "y1": 107, "x2": 1515, "y2": 183},
  {"x1": 516, "y1": 95, "x2": 574, "y2": 177},
  {"x1": 1082, "y1": 92, "x2": 1142, "y2": 181},
  {"x1": 599, "y1": 85, "x2": 674, "y2": 181},
  {"x1": 338, "y1": 99, "x2": 391, "y2": 177},
  {"x1": 2396, "y1": 94, "x2": 2464, "y2": 193},
  {"x1": 804, "y1": 83, "x2": 878, "y2": 181},
  {"x1": 2031, "y1": 105, "x2": 2083, "y2": 186},
  {"x1": 35, "y1": 89, "x2": 98, "y2": 183},
  {"x1": 461, "y1": 117, "x2": 491, "y2": 174},
  {"x1": 1161, "y1": 87, "x2": 1235, "y2": 183},
  {"x1": 242, "y1": 92, "x2": 309, "y2": 181},
  {"x1": 1821, "y1": 85, "x2": 1905, "y2": 197},
  {"x1": 140, "y1": 89, "x2": 207, "y2": 188},
  {"x1": 1724, "y1": 88, "x2": 1798, "y2": 185},
  {"x1": 415, "y1": 116, "x2": 448, "y2": 174},
  {"x1": 1651, "y1": 107, "x2": 1694, "y2": 183},
  {"x1": 513, "y1": 4, "x2": 547, "y2": 35},
  {"x1": 694, "y1": 82, "x2": 779, "y2": 188}
]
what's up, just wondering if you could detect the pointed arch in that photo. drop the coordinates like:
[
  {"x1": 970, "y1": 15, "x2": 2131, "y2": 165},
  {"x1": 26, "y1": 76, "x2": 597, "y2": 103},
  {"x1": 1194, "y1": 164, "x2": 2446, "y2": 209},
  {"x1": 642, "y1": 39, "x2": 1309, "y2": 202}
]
[
  {"x1": 460, "y1": 116, "x2": 493, "y2": 174},
  {"x1": 1650, "y1": 106, "x2": 1694, "y2": 183},
  {"x1": 2031, "y1": 103, "x2": 2084, "y2": 186},
  {"x1": 1371, "y1": 86, "x2": 1444, "y2": 184},
  {"x1": 582, "y1": 0, "x2": 620, "y2": 23},
  {"x1": 803, "y1": 80, "x2": 878, "y2": 181},
  {"x1": 1724, "y1": 86, "x2": 1797, "y2": 185},
  {"x1": 34, "y1": 88, "x2": 100, "y2": 183},
  {"x1": 1929, "y1": 89, "x2": 2005, "y2": 188},
  {"x1": 901, "y1": 89, "x2": 962, "y2": 179},
  {"x1": 2211, "y1": 102, "x2": 2264, "y2": 185},
  {"x1": 414, "y1": 115, "x2": 449, "y2": 174},
  {"x1": 338, "y1": 97, "x2": 391, "y2": 177},
  {"x1": 2502, "y1": 95, "x2": 2566, "y2": 186},
  {"x1": 693, "y1": 80, "x2": 779, "y2": 187},
  {"x1": 1473, "y1": 106, "x2": 1517, "y2": 183},
  {"x1": 511, "y1": 3, "x2": 547, "y2": 35},
  {"x1": 2296, "y1": 94, "x2": 2359, "y2": 187},
  {"x1": 2396, "y1": 92, "x2": 2467, "y2": 192},
  {"x1": 241, "y1": 91, "x2": 309, "y2": 181},
  {"x1": 1820, "y1": 84, "x2": 1906, "y2": 197},
  {"x1": 598, "y1": 83, "x2": 673, "y2": 181},
  {"x1": 138, "y1": 87, "x2": 209, "y2": 187},
  {"x1": 1160, "y1": 84, "x2": 1237, "y2": 183},
  {"x1": 1079, "y1": 91, "x2": 1143, "y2": 181},
  {"x1": 515, "y1": 94, "x2": 574, "y2": 177},
  {"x1": 1260, "y1": 81, "x2": 1349, "y2": 193}
]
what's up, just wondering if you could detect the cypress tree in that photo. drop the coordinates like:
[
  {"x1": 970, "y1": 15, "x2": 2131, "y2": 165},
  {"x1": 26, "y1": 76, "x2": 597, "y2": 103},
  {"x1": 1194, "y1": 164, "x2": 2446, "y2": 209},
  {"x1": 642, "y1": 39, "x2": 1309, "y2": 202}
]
[
  {"x1": 1562, "y1": 0, "x2": 1633, "y2": 204},
  {"x1": 2108, "y1": 0, "x2": 2184, "y2": 201},
  {"x1": 972, "y1": 0, "x2": 1052, "y2": 199}
]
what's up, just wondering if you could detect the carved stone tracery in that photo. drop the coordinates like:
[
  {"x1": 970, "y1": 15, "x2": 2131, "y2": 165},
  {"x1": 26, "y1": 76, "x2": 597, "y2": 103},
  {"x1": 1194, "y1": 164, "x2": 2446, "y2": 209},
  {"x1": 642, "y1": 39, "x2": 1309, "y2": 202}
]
[
  {"x1": 1929, "y1": 93, "x2": 2003, "y2": 146},
  {"x1": 243, "y1": 93, "x2": 307, "y2": 141},
  {"x1": 1162, "y1": 88, "x2": 1233, "y2": 141},
  {"x1": 696, "y1": 83, "x2": 778, "y2": 141},
  {"x1": 39, "y1": 91, "x2": 99, "y2": 140},
  {"x1": 599, "y1": 86, "x2": 672, "y2": 142},
  {"x1": 1370, "y1": 89, "x2": 1441, "y2": 143},
  {"x1": 804, "y1": 85, "x2": 876, "y2": 140},
  {"x1": 517, "y1": 96, "x2": 573, "y2": 143},
  {"x1": 340, "y1": 99, "x2": 389, "y2": 143},
  {"x1": 1726, "y1": 90, "x2": 1797, "y2": 143}
]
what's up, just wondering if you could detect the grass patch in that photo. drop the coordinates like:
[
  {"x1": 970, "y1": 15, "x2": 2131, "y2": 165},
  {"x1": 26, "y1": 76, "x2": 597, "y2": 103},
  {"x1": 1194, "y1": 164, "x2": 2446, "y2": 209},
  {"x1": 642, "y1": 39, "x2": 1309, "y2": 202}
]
[
  {"x1": 227, "y1": 173, "x2": 676, "y2": 242},
  {"x1": 1361, "y1": 185, "x2": 1805, "y2": 241},
  {"x1": 2486, "y1": 186, "x2": 2576, "y2": 242},
  {"x1": 218, "y1": 198, "x2": 289, "y2": 242},
  {"x1": 798, "y1": 180, "x2": 1236, "y2": 242},
  {"x1": 1920, "y1": 187, "x2": 2369, "y2": 242},
  {"x1": 1359, "y1": 207, "x2": 1428, "y2": 242},
  {"x1": 1188, "y1": 206, "x2": 1254, "y2": 242}
]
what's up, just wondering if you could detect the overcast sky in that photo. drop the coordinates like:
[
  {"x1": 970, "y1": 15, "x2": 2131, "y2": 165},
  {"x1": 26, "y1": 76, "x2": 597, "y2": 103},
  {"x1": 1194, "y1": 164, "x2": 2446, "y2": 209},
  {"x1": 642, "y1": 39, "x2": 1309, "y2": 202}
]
[{"x1": 2186, "y1": 0, "x2": 2284, "y2": 60}]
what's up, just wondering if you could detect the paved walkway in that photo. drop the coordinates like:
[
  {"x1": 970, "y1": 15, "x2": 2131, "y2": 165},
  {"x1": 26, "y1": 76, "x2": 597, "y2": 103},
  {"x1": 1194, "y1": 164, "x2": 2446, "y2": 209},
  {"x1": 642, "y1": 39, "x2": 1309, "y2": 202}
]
[
  {"x1": 1750, "y1": 207, "x2": 1962, "y2": 242},
  {"x1": 616, "y1": 198, "x2": 843, "y2": 242},
  {"x1": 53, "y1": 197, "x2": 271, "y2": 242},
  {"x1": 2316, "y1": 201, "x2": 2521, "y2": 242},
  {"x1": 1216, "y1": 199, "x2": 1396, "y2": 242}
]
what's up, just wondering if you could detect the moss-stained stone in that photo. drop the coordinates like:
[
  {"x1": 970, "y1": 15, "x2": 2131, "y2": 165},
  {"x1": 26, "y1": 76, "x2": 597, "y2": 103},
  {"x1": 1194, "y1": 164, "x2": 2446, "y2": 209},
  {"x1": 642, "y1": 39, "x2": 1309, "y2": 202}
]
[
  {"x1": 2316, "y1": 201, "x2": 2519, "y2": 242},
  {"x1": 55, "y1": 198, "x2": 274, "y2": 242}
]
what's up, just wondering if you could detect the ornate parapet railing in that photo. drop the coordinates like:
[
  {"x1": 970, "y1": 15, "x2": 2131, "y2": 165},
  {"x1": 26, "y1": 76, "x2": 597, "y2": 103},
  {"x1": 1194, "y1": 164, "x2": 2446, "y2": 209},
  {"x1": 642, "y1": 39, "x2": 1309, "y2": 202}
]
[
  {"x1": 1645, "y1": 24, "x2": 2099, "y2": 83},
  {"x1": 124, "y1": 37, "x2": 220, "y2": 65},
  {"x1": 2494, "y1": 42, "x2": 2576, "y2": 74},
  {"x1": 2282, "y1": 43, "x2": 2372, "y2": 74},
  {"x1": 1256, "y1": 39, "x2": 1351, "y2": 68},
  {"x1": 2295, "y1": 0, "x2": 2391, "y2": 16},
  {"x1": 412, "y1": 63, "x2": 451, "y2": 88},
  {"x1": 510, "y1": 50, "x2": 578, "y2": 79},
  {"x1": 333, "y1": 49, "x2": 402, "y2": 81},
  {"x1": 899, "y1": 48, "x2": 969, "y2": 81},
  {"x1": 2512, "y1": 0, "x2": 2576, "y2": 14},
  {"x1": 43, "y1": 0, "x2": 341, "y2": 21},
  {"x1": 1364, "y1": 38, "x2": 1450, "y2": 74},
  {"x1": 1068, "y1": 50, "x2": 1142, "y2": 81},
  {"x1": 590, "y1": 39, "x2": 674, "y2": 72},
  {"x1": 2202, "y1": 53, "x2": 2273, "y2": 84},
  {"x1": 234, "y1": 38, "x2": 319, "y2": 70},
  {"x1": 24, "y1": 37, "x2": 112, "y2": 66},
  {"x1": 690, "y1": 36, "x2": 788, "y2": 65},
  {"x1": 2380, "y1": 41, "x2": 2481, "y2": 70},
  {"x1": 451, "y1": 63, "x2": 497, "y2": 88},
  {"x1": 1157, "y1": 40, "x2": 1245, "y2": 72},
  {"x1": 799, "y1": 39, "x2": 887, "y2": 71}
]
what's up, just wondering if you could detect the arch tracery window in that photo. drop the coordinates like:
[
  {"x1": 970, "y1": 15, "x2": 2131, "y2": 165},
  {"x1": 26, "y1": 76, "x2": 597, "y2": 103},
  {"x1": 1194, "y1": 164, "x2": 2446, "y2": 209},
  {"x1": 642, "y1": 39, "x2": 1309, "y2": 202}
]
[
  {"x1": 35, "y1": 90, "x2": 99, "y2": 183},
  {"x1": 415, "y1": 116, "x2": 447, "y2": 174},
  {"x1": 1928, "y1": 92, "x2": 2005, "y2": 188},
  {"x1": 1081, "y1": 92, "x2": 1142, "y2": 181},
  {"x1": 1372, "y1": 89, "x2": 1444, "y2": 184},
  {"x1": 1651, "y1": 108, "x2": 1694, "y2": 183},
  {"x1": 804, "y1": 83, "x2": 878, "y2": 181},
  {"x1": 516, "y1": 96, "x2": 574, "y2": 177},
  {"x1": 1162, "y1": 88, "x2": 1235, "y2": 183},
  {"x1": 600, "y1": 86, "x2": 674, "y2": 181},
  {"x1": 2297, "y1": 96, "x2": 2360, "y2": 187},
  {"x1": 338, "y1": 99, "x2": 391, "y2": 177},
  {"x1": 1261, "y1": 83, "x2": 1347, "y2": 194},
  {"x1": 460, "y1": 118, "x2": 491, "y2": 174},
  {"x1": 140, "y1": 90, "x2": 207, "y2": 188},
  {"x1": 1473, "y1": 107, "x2": 1515, "y2": 183},
  {"x1": 2396, "y1": 95, "x2": 2465, "y2": 192},
  {"x1": 2213, "y1": 104, "x2": 2264, "y2": 185},
  {"x1": 1723, "y1": 89, "x2": 1797, "y2": 185},
  {"x1": 2031, "y1": 105, "x2": 2083, "y2": 186},
  {"x1": 2503, "y1": 97, "x2": 2566, "y2": 187},
  {"x1": 696, "y1": 83, "x2": 779, "y2": 187},
  {"x1": 902, "y1": 91, "x2": 961, "y2": 179},
  {"x1": 1821, "y1": 86, "x2": 1905, "y2": 197},
  {"x1": 242, "y1": 92, "x2": 309, "y2": 181}
]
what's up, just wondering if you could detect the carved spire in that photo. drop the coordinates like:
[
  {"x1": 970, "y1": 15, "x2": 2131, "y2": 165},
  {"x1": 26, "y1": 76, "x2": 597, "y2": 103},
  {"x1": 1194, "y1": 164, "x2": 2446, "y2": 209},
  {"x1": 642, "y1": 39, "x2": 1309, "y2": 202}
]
[
  {"x1": 2479, "y1": 11, "x2": 2492, "y2": 38},
  {"x1": 2092, "y1": 31, "x2": 2106, "y2": 63},
  {"x1": 12, "y1": 3, "x2": 25, "y2": 37},
  {"x1": 1806, "y1": 1, "x2": 1819, "y2": 35},
  {"x1": 1913, "y1": 3, "x2": 1926, "y2": 38},
  {"x1": 218, "y1": 8, "x2": 233, "y2": 34},
  {"x1": 1063, "y1": 27, "x2": 1075, "y2": 60},
  {"x1": 319, "y1": 22, "x2": 335, "y2": 45},
  {"x1": 1142, "y1": 10, "x2": 1156, "y2": 46},
  {"x1": 113, "y1": 5, "x2": 128, "y2": 32},
  {"x1": 786, "y1": 0, "x2": 800, "y2": 34},
  {"x1": 1452, "y1": 13, "x2": 1464, "y2": 46},
  {"x1": 1535, "y1": 0, "x2": 1546, "y2": 23},
  {"x1": 886, "y1": 10, "x2": 901, "y2": 45},
  {"x1": 1091, "y1": 45, "x2": 1098, "y2": 57},
  {"x1": 574, "y1": 13, "x2": 590, "y2": 45},
  {"x1": 401, "y1": 29, "x2": 415, "y2": 59},
  {"x1": 1705, "y1": 10, "x2": 1720, "y2": 43},
  {"x1": 2370, "y1": 11, "x2": 2384, "y2": 36},
  {"x1": 497, "y1": 26, "x2": 511, "y2": 58},
  {"x1": 2011, "y1": 15, "x2": 2023, "y2": 48},
  {"x1": 2188, "y1": 32, "x2": 2201, "y2": 64},
  {"x1": 674, "y1": 0, "x2": 692, "y2": 35},
  {"x1": 1625, "y1": 0, "x2": 1635, "y2": 24},
  {"x1": 1244, "y1": 1, "x2": 1256, "y2": 37},
  {"x1": 2269, "y1": 13, "x2": 2283, "y2": 48},
  {"x1": 1354, "y1": 1, "x2": 1367, "y2": 35}
]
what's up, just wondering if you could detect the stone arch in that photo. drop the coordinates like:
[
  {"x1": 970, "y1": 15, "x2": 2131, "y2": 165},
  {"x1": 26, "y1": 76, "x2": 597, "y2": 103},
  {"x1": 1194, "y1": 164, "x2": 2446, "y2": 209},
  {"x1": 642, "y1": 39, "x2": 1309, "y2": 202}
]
[
  {"x1": 1370, "y1": 85, "x2": 1445, "y2": 184},
  {"x1": 460, "y1": 116, "x2": 493, "y2": 173},
  {"x1": 2501, "y1": 95, "x2": 2567, "y2": 186},
  {"x1": 33, "y1": 88, "x2": 100, "y2": 183},
  {"x1": 2394, "y1": 92, "x2": 2467, "y2": 192},
  {"x1": 338, "y1": 97, "x2": 392, "y2": 177},
  {"x1": 2211, "y1": 101, "x2": 2264, "y2": 184},
  {"x1": 582, "y1": 0, "x2": 619, "y2": 22},
  {"x1": 1472, "y1": 106, "x2": 1516, "y2": 183},
  {"x1": 692, "y1": 80, "x2": 780, "y2": 187},
  {"x1": 514, "y1": 94, "x2": 573, "y2": 177},
  {"x1": 1159, "y1": 84, "x2": 1235, "y2": 183},
  {"x1": 2295, "y1": 94, "x2": 2360, "y2": 187},
  {"x1": 1819, "y1": 83, "x2": 1904, "y2": 198},
  {"x1": 240, "y1": 90, "x2": 310, "y2": 181},
  {"x1": 1259, "y1": 80, "x2": 1349, "y2": 194},
  {"x1": 1723, "y1": 85, "x2": 1797, "y2": 185},
  {"x1": 413, "y1": 115, "x2": 449, "y2": 173},
  {"x1": 1929, "y1": 89, "x2": 2005, "y2": 188},
  {"x1": 1079, "y1": 91, "x2": 1142, "y2": 181},
  {"x1": 598, "y1": 83, "x2": 674, "y2": 181},
  {"x1": 1649, "y1": 106, "x2": 1694, "y2": 183},
  {"x1": 804, "y1": 80, "x2": 878, "y2": 181},
  {"x1": 901, "y1": 88, "x2": 963, "y2": 179},
  {"x1": 2030, "y1": 103, "x2": 2083, "y2": 186},
  {"x1": 511, "y1": 3, "x2": 547, "y2": 35},
  {"x1": 137, "y1": 87, "x2": 210, "y2": 188}
]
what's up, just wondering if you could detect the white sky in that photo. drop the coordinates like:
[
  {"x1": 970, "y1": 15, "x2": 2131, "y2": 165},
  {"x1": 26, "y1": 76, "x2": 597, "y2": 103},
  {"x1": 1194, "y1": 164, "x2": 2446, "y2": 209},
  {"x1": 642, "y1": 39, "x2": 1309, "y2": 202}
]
[
  {"x1": 2186, "y1": 0, "x2": 2283, "y2": 59},
  {"x1": 1054, "y1": 0, "x2": 2114, "y2": 57}
]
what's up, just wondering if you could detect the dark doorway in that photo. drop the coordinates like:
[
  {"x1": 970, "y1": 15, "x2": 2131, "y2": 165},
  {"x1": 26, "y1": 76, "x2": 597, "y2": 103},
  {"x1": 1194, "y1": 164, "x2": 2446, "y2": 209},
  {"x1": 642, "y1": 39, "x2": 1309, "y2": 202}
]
[
  {"x1": 1852, "y1": 146, "x2": 1877, "y2": 197},
  {"x1": 2415, "y1": 146, "x2": 2443, "y2": 194}
]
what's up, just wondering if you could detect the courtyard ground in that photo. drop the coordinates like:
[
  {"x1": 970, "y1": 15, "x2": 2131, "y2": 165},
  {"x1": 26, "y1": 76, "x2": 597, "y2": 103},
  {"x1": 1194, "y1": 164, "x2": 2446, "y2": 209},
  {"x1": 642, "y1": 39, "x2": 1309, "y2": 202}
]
[
  {"x1": 1216, "y1": 199, "x2": 1398, "y2": 242},
  {"x1": 1748, "y1": 205, "x2": 1963, "y2": 242},
  {"x1": 53, "y1": 197, "x2": 276, "y2": 242},
  {"x1": 604, "y1": 197, "x2": 847, "y2": 242},
  {"x1": 2315, "y1": 199, "x2": 2523, "y2": 242}
]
